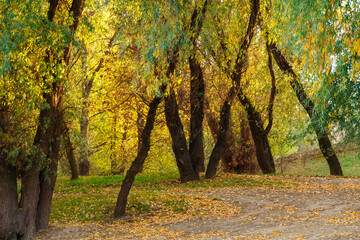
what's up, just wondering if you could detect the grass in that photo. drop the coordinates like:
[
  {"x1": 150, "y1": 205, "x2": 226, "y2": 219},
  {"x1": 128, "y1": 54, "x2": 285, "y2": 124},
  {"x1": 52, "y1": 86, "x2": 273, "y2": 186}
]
[
  {"x1": 50, "y1": 172, "x2": 291, "y2": 225},
  {"x1": 50, "y1": 149, "x2": 359, "y2": 226},
  {"x1": 279, "y1": 149, "x2": 360, "y2": 177}
]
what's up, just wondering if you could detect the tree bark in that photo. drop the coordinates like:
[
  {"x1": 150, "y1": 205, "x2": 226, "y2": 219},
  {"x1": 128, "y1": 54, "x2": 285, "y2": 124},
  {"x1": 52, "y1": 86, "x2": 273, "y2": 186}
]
[
  {"x1": 35, "y1": 0, "x2": 85, "y2": 231},
  {"x1": 206, "y1": 0, "x2": 260, "y2": 178},
  {"x1": 31, "y1": 80, "x2": 63, "y2": 231},
  {"x1": 269, "y1": 43, "x2": 343, "y2": 176},
  {"x1": 0, "y1": 0, "x2": 85, "y2": 238},
  {"x1": 239, "y1": 92, "x2": 275, "y2": 173},
  {"x1": 205, "y1": 100, "x2": 257, "y2": 174},
  {"x1": 63, "y1": 123, "x2": 79, "y2": 180},
  {"x1": 223, "y1": 118, "x2": 257, "y2": 174},
  {"x1": 236, "y1": 46, "x2": 277, "y2": 174},
  {"x1": 189, "y1": 56, "x2": 205, "y2": 175},
  {"x1": 188, "y1": 0, "x2": 208, "y2": 174},
  {"x1": 165, "y1": 89, "x2": 199, "y2": 182},
  {"x1": 114, "y1": 96, "x2": 162, "y2": 218},
  {"x1": 206, "y1": 87, "x2": 236, "y2": 178},
  {"x1": 0, "y1": 105, "x2": 23, "y2": 239},
  {"x1": 20, "y1": 158, "x2": 40, "y2": 239},
  {"x1": 0, "y1": 164, "x2": 22, "y2": 240}
]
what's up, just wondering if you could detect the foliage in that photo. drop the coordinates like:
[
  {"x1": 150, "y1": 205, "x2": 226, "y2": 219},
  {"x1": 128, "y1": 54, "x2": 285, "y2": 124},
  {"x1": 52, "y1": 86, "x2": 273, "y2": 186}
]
[
  {"x1": 1, "y1": 0, "x2": 360, "y2": 237},
  {"x1": 271, "y1": 0, "x2": 360, "y2": 143}
]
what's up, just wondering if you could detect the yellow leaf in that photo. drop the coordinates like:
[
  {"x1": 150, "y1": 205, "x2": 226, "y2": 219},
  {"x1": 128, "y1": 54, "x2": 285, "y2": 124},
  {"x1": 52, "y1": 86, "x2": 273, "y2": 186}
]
[{"x1": 353, "y1": 38, "x2": 360, "y2": 56}]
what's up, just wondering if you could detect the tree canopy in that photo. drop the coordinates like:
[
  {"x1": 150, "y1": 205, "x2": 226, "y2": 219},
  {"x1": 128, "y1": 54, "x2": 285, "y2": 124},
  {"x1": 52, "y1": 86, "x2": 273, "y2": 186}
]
[{"x1": 1, "y1": 0, "x2": 359, "y2": 238}]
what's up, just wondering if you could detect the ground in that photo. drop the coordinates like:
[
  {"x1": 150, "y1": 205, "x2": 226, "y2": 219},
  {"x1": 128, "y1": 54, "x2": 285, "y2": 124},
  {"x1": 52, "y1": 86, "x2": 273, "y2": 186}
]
[{"x1": 35, "y1": 176, "x2": 360, "y2": 239}]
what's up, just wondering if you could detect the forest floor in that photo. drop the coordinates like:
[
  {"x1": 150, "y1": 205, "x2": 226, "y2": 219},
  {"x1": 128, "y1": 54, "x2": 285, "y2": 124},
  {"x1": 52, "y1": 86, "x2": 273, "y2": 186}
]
[{"x1": 35, "y1": 175, "x2": 360, "y2": 240}]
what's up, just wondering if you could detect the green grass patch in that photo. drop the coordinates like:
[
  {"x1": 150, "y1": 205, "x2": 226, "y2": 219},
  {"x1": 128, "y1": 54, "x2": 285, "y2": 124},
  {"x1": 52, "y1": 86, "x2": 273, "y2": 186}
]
[
  {"x1": 279, "y1": 149, "x2": 360, "y2": 177},
  {"x1": 50, "y1": 172, "x2": 289, "y2": 225},
  {"x1": 50, "y1": 150, "x2": 359, "y2": 226}
]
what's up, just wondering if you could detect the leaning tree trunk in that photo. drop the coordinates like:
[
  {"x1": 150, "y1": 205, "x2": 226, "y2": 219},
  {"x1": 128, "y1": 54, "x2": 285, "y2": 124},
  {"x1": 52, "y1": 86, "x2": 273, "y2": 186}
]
[
  {"x1": 206, "y1": 0, "x2": 260, "y2": 178},
  {"x1": 234, "y1": 41, "x2": 277, "y2": 174},
  {"x1": 165, "y1": 89, "x2": 199, "y2": 182},
  {"x1": 114, "y1": 96, "x2": 162, "y2": 218},
  {"x1": 269, "y1": 43, "x2": 343, "y2": 176},
  {"x1": 205, "y1": 87, "x2": 235, "y2": 178},
  {"x1": 242, "y1": 101, "x2": 275, "y2": 173}
]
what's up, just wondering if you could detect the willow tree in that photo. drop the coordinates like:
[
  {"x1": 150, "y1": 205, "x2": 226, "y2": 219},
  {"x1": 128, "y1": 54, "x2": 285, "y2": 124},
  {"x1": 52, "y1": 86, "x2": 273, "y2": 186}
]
[
  {"x1": 204, "y1": 0, "x2": 276, "y2": 178},
  {"x1": 0, "y1": 0, "x2": 85, "y2": 238},
  {"x1": 114, "y1": 0, "x2": 212, "y2": 218},
  {"x1": 267, "y1": 0, "x2": 360, "y2": 175}
]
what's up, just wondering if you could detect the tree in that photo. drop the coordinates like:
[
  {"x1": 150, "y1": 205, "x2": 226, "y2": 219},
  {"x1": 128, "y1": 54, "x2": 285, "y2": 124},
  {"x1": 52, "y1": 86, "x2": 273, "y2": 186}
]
[
  {"x1": 265, "y1": 0, "x2": 356, "y2": 175},
  {"x1": 0, "y1": 0, "x2": 85, "y2": 237},
  {"x1": 63, "y1": 122, "x2": 79, "y2": 180},
  {"x1": 268, "y1": 42, "x2": 343, "y2": 175},
  {"x1": 205, "y1": 0, "x2": 275, "y2": 178},
  {"x1": 114, "y1": 0, "x2": 212, "y2": 217},
  {"x1": 188, "y1": 0, "x2": 208, "y2": 175},
  {"x1": 205, "y1": 99, "x2": 257, "y2": 173}
]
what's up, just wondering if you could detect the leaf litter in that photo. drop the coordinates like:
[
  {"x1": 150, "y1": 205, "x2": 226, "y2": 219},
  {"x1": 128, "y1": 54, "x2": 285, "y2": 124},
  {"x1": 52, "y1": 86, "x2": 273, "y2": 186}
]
[{"x1": 35, "y1": 174, "x2": 360, "y2": 239}]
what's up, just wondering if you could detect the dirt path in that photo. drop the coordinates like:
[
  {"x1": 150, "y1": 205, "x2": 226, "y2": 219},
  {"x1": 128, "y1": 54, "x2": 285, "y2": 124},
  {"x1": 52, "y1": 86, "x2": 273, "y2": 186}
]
[{"x1": 36, "y1": 177, "x2": 360, "y2": 239}]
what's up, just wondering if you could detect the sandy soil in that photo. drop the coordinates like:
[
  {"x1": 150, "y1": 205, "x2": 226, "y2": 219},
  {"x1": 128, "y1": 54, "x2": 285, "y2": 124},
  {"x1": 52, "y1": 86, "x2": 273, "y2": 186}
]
[{"x1": 35, "y1": 177, "x2": 360, "y2": 239}]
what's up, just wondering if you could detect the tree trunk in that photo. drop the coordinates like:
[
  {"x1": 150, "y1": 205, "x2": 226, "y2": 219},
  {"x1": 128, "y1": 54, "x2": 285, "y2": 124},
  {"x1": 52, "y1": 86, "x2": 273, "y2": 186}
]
[
  {"x1": 63, "y1": 123, "x2": 79, "y2": 180},
  {"x1": 234, "y1": 43, "x2": 277, "y2": 174},
  {"x1": 31, "y1": 85, "x2": 63, "y2": 231},
  {"x1": 245, "y1": 107, "x2": 275, "y2": 173},
  {"x1": 34, "y1": 0, "x2": 84, "y2": 234},
  {"x1": 110, "y1": 111, "x2": 121, "y2": 175},
  {"x1": 238, "y1": 89, "x2": 275, "y2": 174},
  {"x1": 269, "y1": 43, "x2": 343, "y2": 176},
  {"x1": 223, "y1": 118, "x2": 257, "y2": 173},
  {"x1": 165, "y1": 89, "x2": 199, "y2": 182},
  {"x1": 206, "y1": 94, "x2": 265, "y2": 175},
  {"x1": 0, "y1": 104, "x2": 23, "y2": 239},
  {"x1": 79, "y1": 100, "x2": 90, "y2": 176},
  {"x1": 188, "y1": 0, "x2": 208, "y2": 174},
  {"x1": 78, "y1": 29, "x2": 119, "y2": 176},
  {"x1": 114, "y1": 96, "x2": 162, "y2": 218},
  {"x1": 189, "y1": 56, "x2": 206, "y2": 175},
  {"x1": 0, "y1": 1, "x2": 85, "y2": 239},
  {"x1": 206, "y1": 0, "x2": 260, "y2": 178},
  {"x1": 20, "y1": 159, "x2": 40, "y2": 239},
  {"x1": 79, "y1": 84, "x2": 90, "y2": 176},
  {"x1": 206, "y1": 87, "x2": 236, "y2": 178},
  {"x1": 205, "y1": 101, "x2": 257, "y2": 174},
  {"x1": 0, "y1": 158, "x2": 23, "y2": 240},
  {"x1": 136, "y1": 107, "x2": 145, "y2": 173},
  {"x1": 36, "y1": 153, "x2": 59, "y2": 230}
]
